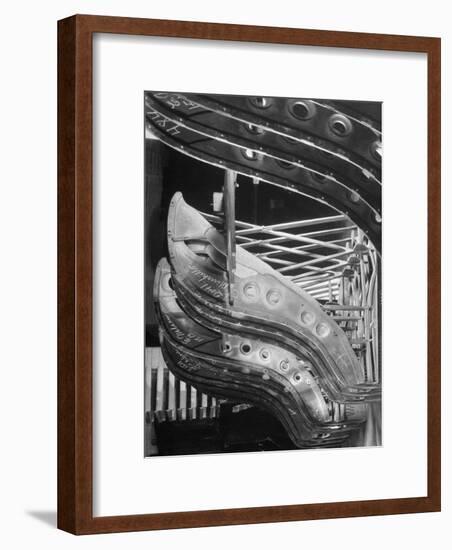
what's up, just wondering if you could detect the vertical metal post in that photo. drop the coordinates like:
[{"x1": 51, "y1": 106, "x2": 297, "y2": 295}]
[
  {"x1": 224, "y1": 169, "x2": 236, "y2": 305},
  {"x1": 252, "y1": 176, "x2": 260, "y2": 224}
]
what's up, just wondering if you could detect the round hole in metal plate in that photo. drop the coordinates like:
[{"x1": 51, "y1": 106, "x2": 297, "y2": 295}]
[
  {"x1": 300, "y1": 310, "x2": 316, "y2": 325},
  {"x1": 289, "y1": 100, "x2": 316, "y2": 120},
  {"x1": 312, "y1": 171, "x2": 328, "y2": 183},
  {"x1": 245, "y1": 123, "x2": 265, "y2": 135},
  {"x1": 266, "y1": 289, "x2": 282, "y2": 305},
  {"x1": 276, "y1": 159, "x2": 296, "y2": 170},
  {"x1": 280, "y1": 359, "x2": 289, "y2": 371},
  {"x1": 328, "y1": 114, "x2": 353, "y2": 137},
  {"x1": 221, "y1": 342, "x2": 232, "y2": 353},
  {"x1": 316, "y1": 322, "x2": 331, "y2": 338},
  {"x1": 242, "y1": 148, "x2": 259, "y2": 161},
  {"x1": 243, "y1": 281, "x2": 260, "y2": 300},
  {"x1": 240, "y1": 343, "x2": 252, "y2": 354},
  {"x1": 249, "y1": 97, "x2": 272, "y2": 109}
]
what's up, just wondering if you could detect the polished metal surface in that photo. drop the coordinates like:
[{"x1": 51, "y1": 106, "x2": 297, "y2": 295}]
[
  {"x1": 145, "y1": 92, "x2": 382, "y2": 252},
  {"x1": 148, "y1": 92, "x2": 382, "y2": 450},
  {"x1": 153, "y1": 193, "x2": 381, "y2": 448},
  {"x1": 156, "y1": 257, "x2": 362, "y2": 448}
]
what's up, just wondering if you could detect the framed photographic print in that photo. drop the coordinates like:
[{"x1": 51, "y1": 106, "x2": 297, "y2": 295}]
[{"x1": 58, "y1": 15, "x2": 441, "y2": 534}]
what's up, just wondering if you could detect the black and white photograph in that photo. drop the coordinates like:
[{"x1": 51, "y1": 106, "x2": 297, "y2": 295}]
[
  {"x1": 0, "y1": 0, "x2": 445, "y2": 545},
  {"x1": 144, "y1": 92, "x2": 382, "y2": 457}
]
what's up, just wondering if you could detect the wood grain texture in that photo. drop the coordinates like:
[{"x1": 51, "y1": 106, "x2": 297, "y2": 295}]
[
  {"x1": 57, "y1": 16, "x2": 77, "y2": 534},
  {"x1": 426, "y1": 38, "x2": 441, "y2": 511},
  {"x1": 58, "y1": 14, "x2": 94, "y2": 534},
  {"x1": 57, "y1": 14, "x2": 441, "y2": 535}
]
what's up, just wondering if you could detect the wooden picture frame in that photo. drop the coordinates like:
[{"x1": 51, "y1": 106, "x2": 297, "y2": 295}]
[{"x1": 58, "y1": 14, "x2": 441, "y2": 534}]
